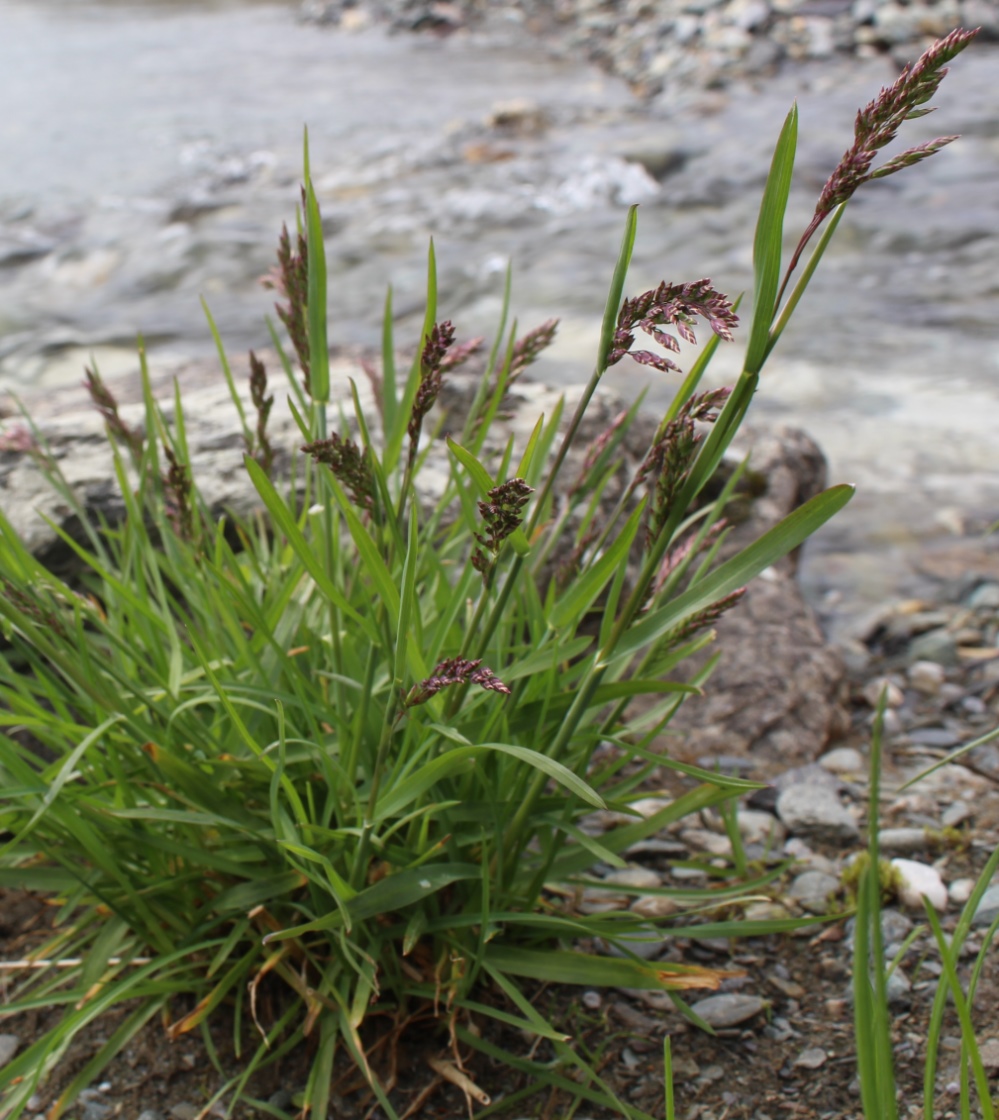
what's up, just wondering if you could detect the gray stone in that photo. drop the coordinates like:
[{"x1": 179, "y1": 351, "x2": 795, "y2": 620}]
[
  {"x1": 794, "y1": 1046, "x2": 828, "y2": 1070},
  {"x1": 137, "y1": 1112, "x2": 166, "y2": 1120},
  {"x1": 168, "y1": 1106, "x2": 200, "y2": 1120},
  {"x1": 907, "y1": 659, "x2": 946, "y2": 695},
  {"x1": 885, "y1": 967, "x2": 912, "y2": 1008},
  {"x1": 601, "y1": 926, "x2": 667, "y2": 960},
  {"x1": 968, "y1": 582, "x2": 999, "y2": 610},
  {"x1": 818, "y1": 746, "x2": 865, "y2": 774},
  {"x1": 0, "y1": 1035, "x2": 19, "y2": 1069},
  {"x1": 972, "y1": 884, "x2": 999, "y2": 928},
  {"x1": 978, "y1": 1038, "x2": 999, "y2": 1071},
  {"x1": 785, "y1": 870, "x2": 841, "y2": 914},
  {"x1": 82, "y1": 1104, "x2": 112, "y2": 1120},
  {"x1": 880, "y1": 909, "x2": 915, "y2": 945},
  {"x1": 688, "y1": 993, "x2": 767, "y2": 1029},
  {"x1": 776, "y1": 784, "x2": 860, "y2": 846},
  {"x1": 878, "y1": 827, "x2": 928, "y2": 854},
  {"x1": 907, "y1": 628, "x2": 959, "y2": 667}
]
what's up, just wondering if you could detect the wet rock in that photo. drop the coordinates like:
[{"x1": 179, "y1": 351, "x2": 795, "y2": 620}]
[
  {"x1": 891, "y1": 858, "x2": 948, "y2": 911},
  {"x1": 688, "y1": 993, "x2": 767, "y2": 1028},
  {"x1": 776, "y1": 784, "x2": 860, "y2": 846}
]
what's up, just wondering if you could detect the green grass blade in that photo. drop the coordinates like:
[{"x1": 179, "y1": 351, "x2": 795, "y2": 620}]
[{"x1": 745, "y1": 104, "x2": 798, "y2": 373}]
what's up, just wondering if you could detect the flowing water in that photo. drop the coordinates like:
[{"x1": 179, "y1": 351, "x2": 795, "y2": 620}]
[{"x1": 2, "y1": 0, "x2": 997, "y2": 635}]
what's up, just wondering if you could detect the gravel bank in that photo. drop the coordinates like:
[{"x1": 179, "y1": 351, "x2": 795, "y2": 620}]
[{"x1": 303, "y1": 0, "x2": 999, "y2": 102}]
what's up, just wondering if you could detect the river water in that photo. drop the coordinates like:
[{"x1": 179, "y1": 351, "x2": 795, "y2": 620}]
[{"x1": 1, "y1": 0, "x2": 997, "y2": 636}]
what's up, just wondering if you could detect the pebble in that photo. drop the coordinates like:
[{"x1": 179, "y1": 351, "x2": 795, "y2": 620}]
[
  {"x1": 776, "y1": 785, "x2": 860, "y2": 846},
  {"x1": 688, "y1": 993, "x2": 767, "y2": 1029},
  {"x1": 908, "y1": 660, "x2": 947, "y2": 695},
  {"x1": 941, "y1": 801, "x2": 971, "y2": 828},
  {"x1": 630, "y1": 894, "x2": 679, "y2": 918},
  {"x1": 907, "y1": 628, "x2": 958, "y2": 666},
  {"x1": 680, "y1": 827, "x2": 733, "y2": 857},
  {"x1": 603, "y1": 866, "x2": 663, "y2": 889},
  {"x1": 891, "y1": 859, "x2": 948, "y2": 912},
  {"x1": 0, "y1": 1036, "x2": 19, "y2": 1069},
  {"x1": 785, "y1": 870, "x2": 841, "y2": 914},
  {"x1": 169, "y1": 1105, "x2": 200, "y2": 1120},
  {"x1": 972, "y1": 884, "x2": 999, "y2": 927},
  {"x1": 601, "y1": 926, "x2": 667, "y2": 960},
  {"x1": 137, "y1": 1113, "x2": 166, "y2": 1120},
  {"x1": 793, "y1": 1046, "x2": 828, "y2": 1070},
  {"x1": 878, "y1": 827, "x2": 929, "y2": 854},
  {"x1": 886, "y1": 968, "x2": 912, "y2": 1008},
  {"x1": 736, "y1": 809, "x2": 786, "y2": 845},
  {"x1": 818, "y1": 746, "x2": 865, "y2": 774},
  {"x1": 948, "y1": 878, "x2": 975, "y2": 905},
  {"x1": 978, "y1": 1038, "x2": 999, "y2": 1071}
]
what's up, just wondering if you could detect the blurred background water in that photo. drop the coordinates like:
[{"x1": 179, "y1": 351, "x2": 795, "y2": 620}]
[{"x1": 1, "y1": 0, "x2": 997, "y2": 635}]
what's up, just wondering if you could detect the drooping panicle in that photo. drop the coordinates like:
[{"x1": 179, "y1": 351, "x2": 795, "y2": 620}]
[
  {"x1": 302, "y1": 433, "x2": 374, "y2": 512},
  {"x1": 84, "y1": 365, "x2": 144, "y2": 462},
  {"x1": 163, "y1": 446, "x2": 196, "y2": 543},
  {"x1": 247, "y1": 351, "x2": 275, "y2": 476},
  {"x1": 471, "y1": 478, "x2": 534, "y2": 580},
  {"x1": 784, "y1": 28, "x2": 978, "y2": 284},
  {"x1": 265, "y1": 211, "x2": 311, "y2": 393},
  {"x1": 404, "y1": 657, "x2": 511, "y2": 708},
  {"x1": 607, "y1": 280, "x2": 737, "y2": 372},
  {"x1": 407, "y1": 320, "x2": 455, "y2": 466},
  {"x1": 638, "y1": 387, "x2": 732, "y2": 546},
  {"x1": 508, "y1": 318, "x2": 559, "y2": 384}
]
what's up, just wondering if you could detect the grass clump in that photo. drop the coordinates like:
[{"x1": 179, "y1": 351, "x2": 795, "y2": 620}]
[{"x1": 0, "y1": 29, "x2": 979, "y2": 1120}]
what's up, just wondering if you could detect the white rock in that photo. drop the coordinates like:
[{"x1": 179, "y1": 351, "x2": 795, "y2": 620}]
[
  {"x1": 818, "y1": 746, "x2": 865, "y2": 775},
  {"x1": 908, "y1": 659, "x2": 946, "y2": 695},
  {"x1": 680, "y1": 827, "x2": 733, "y2": 858},
  {"x1": 630, "y1": 894, "x2": 679, "y2": 919},
  {"x1": 603, "y1": 866, "x2": 663, "y2": 890},
  {"x1": 862, "y1": 677, "x2": 904, "y2": 709},
  {"x1": 737, "y1": 809, "x2": 786, "y2": 845},
  {"x1": 688, "y1": 993, "x2": 766, "y2": 1029},
  {"x1": 948, "y1": 877, "x2": 975, "y2": 905},
  {"x1": 892, "y1": 859, "x2": 948, "y2": 912}
]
